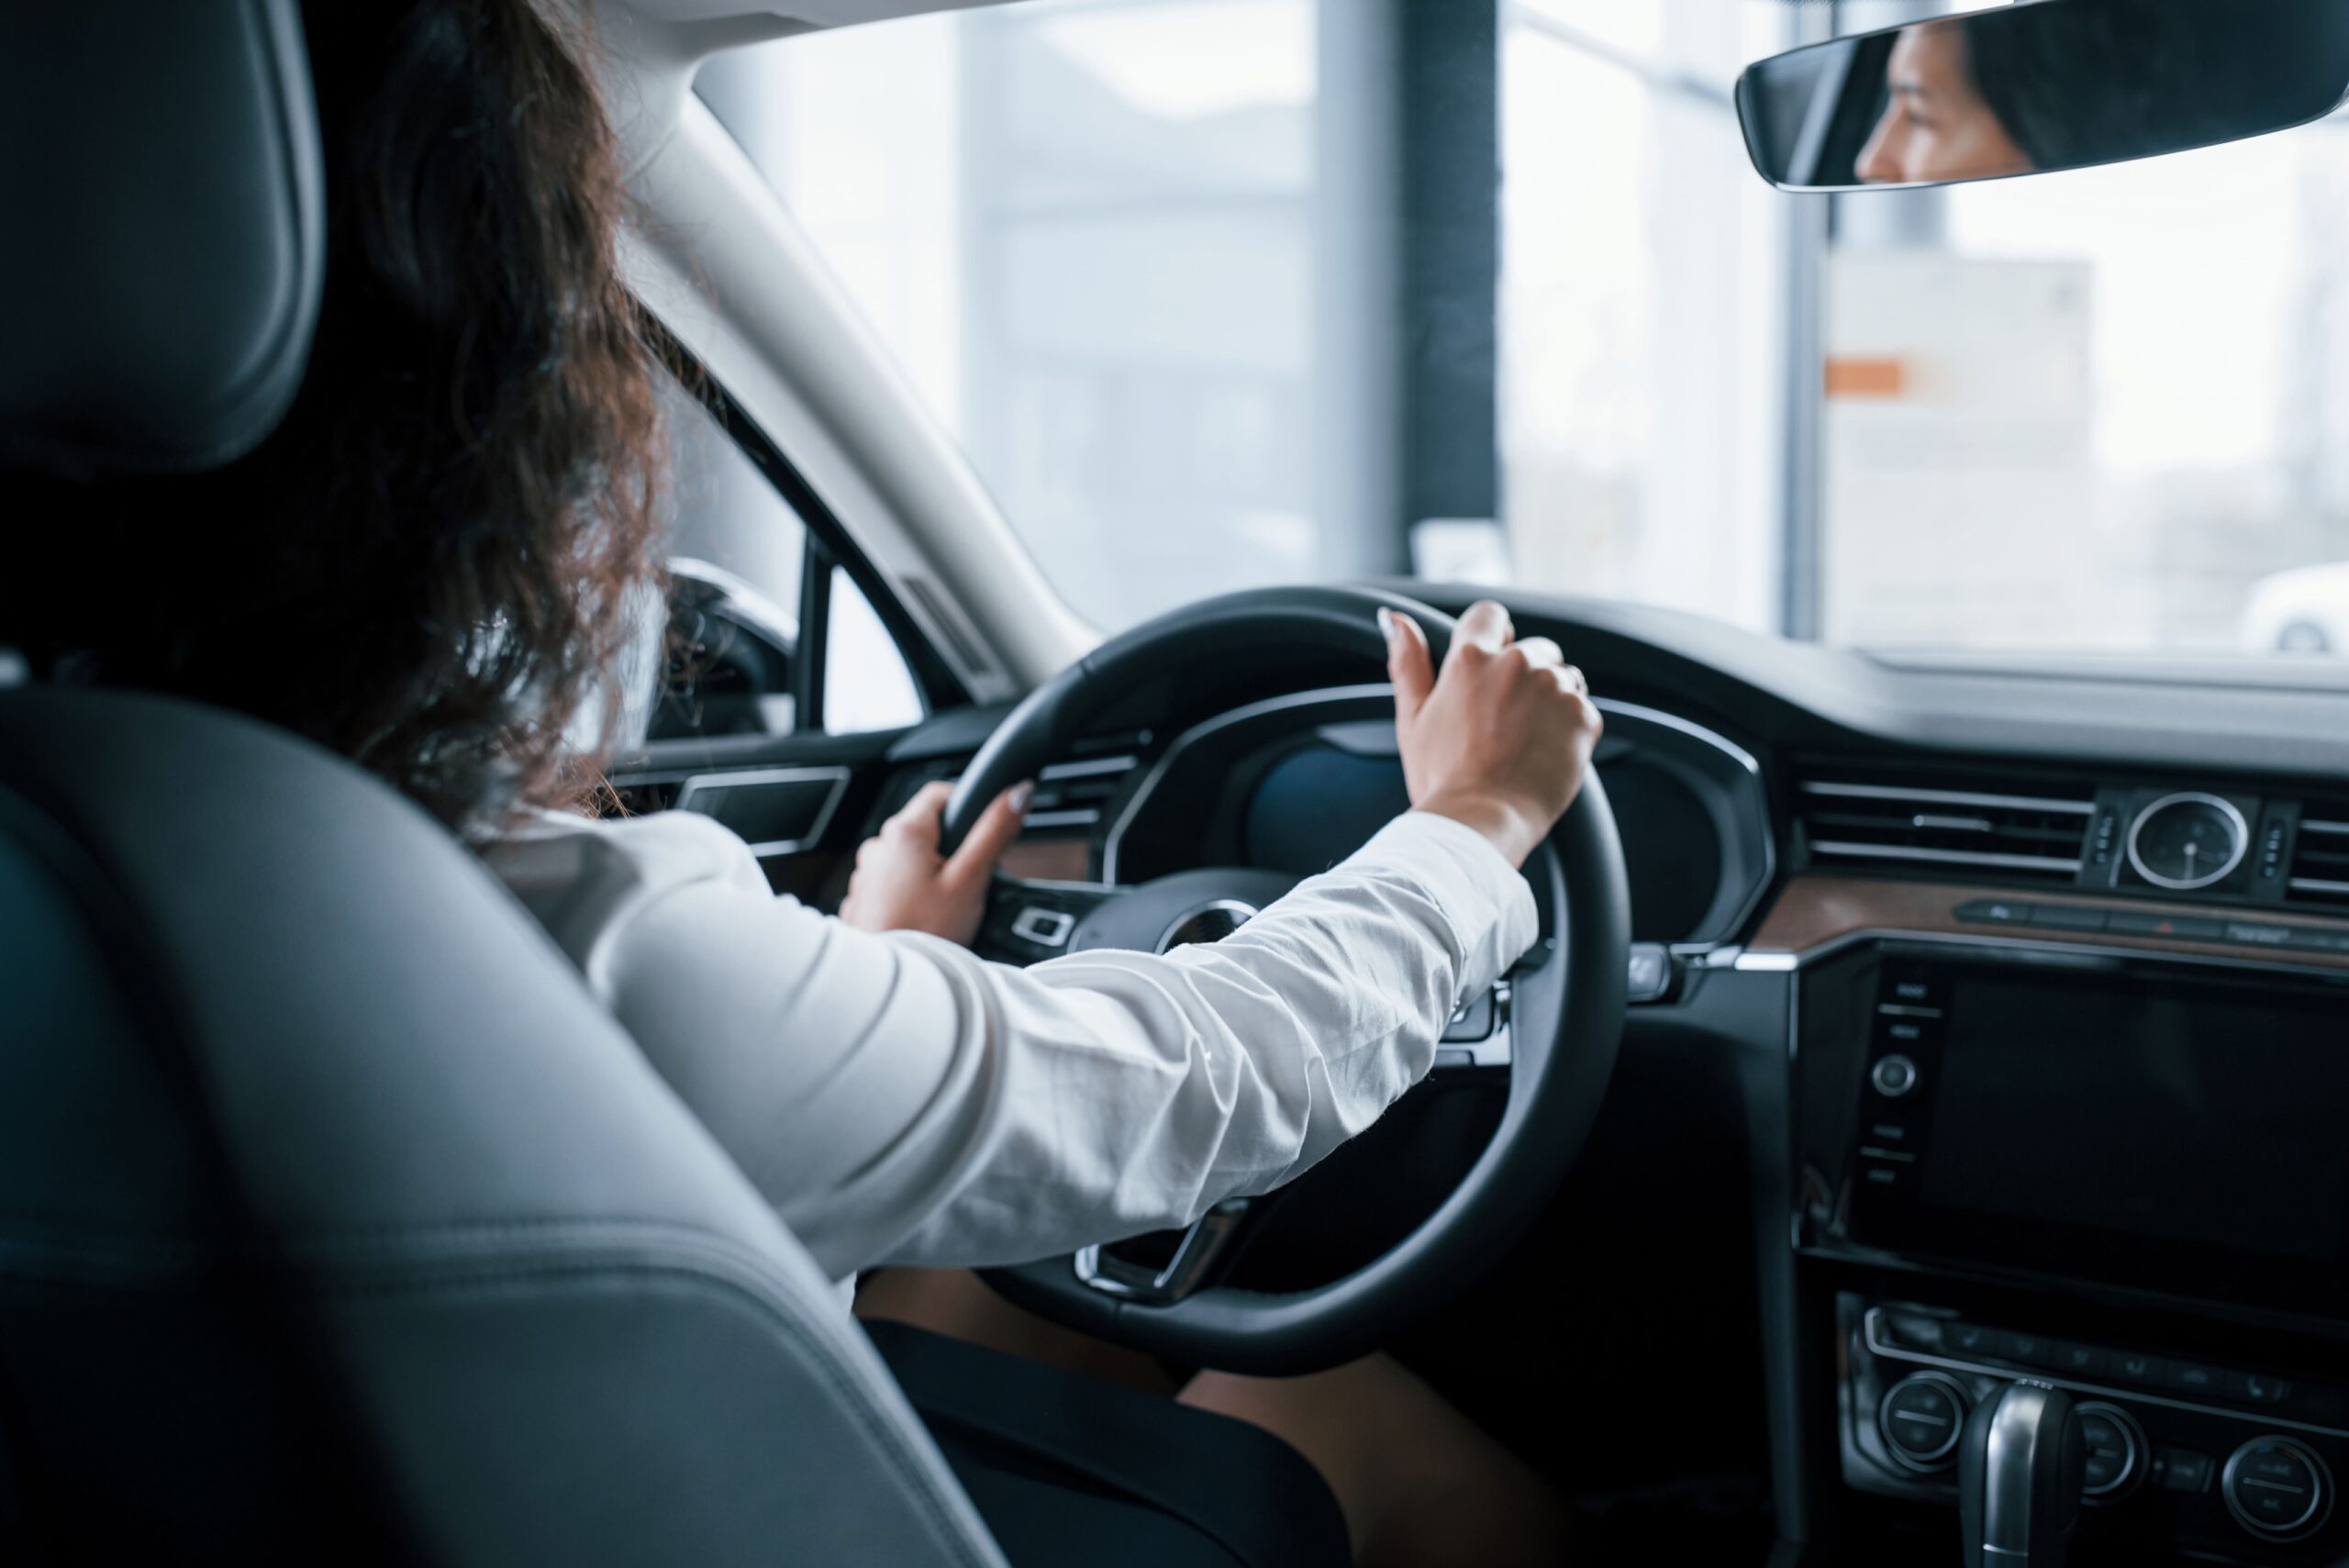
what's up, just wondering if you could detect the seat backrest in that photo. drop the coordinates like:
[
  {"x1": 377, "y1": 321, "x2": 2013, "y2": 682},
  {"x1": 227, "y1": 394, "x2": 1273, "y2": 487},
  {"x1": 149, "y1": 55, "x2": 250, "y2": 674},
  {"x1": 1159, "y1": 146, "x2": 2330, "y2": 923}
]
[
  {"x1": 0, "y1": 5, "x2": 1005, "y2": 1562},
  {"x1": 0, "y1": 689, "x2": 1004, "y2": 1565}
]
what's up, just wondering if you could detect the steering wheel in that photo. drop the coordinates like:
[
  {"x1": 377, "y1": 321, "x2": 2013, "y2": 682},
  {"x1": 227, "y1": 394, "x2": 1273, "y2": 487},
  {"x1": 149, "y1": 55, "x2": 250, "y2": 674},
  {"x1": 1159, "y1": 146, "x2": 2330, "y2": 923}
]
[{"x1": 939, "y1": 585, "x2": 1630, "y2": 1377}]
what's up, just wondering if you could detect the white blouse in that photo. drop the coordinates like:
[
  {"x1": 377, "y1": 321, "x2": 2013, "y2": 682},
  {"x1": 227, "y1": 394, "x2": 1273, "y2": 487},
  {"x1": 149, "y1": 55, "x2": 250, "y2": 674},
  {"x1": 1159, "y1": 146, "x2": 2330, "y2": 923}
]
[{"x1": 484, "y1": 807, "x2": 1539, "y2": 1283}]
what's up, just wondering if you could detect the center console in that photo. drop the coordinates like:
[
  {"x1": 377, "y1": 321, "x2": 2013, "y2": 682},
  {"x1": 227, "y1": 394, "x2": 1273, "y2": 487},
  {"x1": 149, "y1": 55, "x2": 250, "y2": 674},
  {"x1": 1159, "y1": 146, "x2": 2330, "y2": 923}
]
[{"x1": 1794, "y1": 940, "x2": 2349, "y2": 1564}]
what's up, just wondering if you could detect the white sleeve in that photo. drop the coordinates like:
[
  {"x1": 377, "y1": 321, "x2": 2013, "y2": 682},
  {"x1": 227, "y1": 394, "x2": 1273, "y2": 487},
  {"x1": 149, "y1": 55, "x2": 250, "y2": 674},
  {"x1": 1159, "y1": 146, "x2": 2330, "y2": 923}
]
[{"x1": 496, "y1": 809, "x2": 1539, "y2": 1282}]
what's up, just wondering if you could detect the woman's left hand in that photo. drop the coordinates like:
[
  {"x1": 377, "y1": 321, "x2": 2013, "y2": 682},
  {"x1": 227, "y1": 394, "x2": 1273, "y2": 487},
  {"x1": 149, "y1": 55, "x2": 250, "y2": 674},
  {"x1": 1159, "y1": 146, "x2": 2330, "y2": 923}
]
[{"x1": 840, "y1": 780, "x2": 1031, "y2": 947}]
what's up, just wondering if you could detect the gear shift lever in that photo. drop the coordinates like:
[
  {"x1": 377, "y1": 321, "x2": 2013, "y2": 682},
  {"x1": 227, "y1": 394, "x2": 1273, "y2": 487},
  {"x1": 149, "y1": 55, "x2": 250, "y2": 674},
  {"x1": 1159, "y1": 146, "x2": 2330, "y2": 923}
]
[{"x1": 1960, "y1": 1381, "x2": 2087, "y2": 1567}]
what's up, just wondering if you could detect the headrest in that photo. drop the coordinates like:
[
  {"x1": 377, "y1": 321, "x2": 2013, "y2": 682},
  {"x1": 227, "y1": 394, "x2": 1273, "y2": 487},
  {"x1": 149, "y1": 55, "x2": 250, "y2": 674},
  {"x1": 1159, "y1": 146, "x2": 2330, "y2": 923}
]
[{"x1": 0, "y1": 1, "x2": 322, "y2": 477}]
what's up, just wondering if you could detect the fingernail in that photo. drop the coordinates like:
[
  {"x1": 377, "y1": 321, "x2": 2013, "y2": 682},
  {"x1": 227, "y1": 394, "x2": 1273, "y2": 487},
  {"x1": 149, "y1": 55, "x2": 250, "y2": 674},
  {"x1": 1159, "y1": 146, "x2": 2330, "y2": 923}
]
[
  {"x1": 1375, "y1": 606, "x2": 1397, "y2": 645},
  {"x1": 1008, "y1": 781, "x2": 1033, "y2": 815}
]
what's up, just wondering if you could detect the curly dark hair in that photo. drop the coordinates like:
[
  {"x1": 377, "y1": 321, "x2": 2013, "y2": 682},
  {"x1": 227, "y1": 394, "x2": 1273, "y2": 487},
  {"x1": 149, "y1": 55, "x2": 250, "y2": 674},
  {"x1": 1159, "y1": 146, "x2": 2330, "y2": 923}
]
[{"x1": 7, "y1": 0, "x2": 665, "y2": 836}]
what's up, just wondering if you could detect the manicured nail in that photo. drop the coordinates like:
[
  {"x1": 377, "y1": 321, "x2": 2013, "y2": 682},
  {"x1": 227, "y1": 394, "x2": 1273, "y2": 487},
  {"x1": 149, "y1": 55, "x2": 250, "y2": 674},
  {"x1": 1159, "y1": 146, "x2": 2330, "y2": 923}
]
[
  {"x1": 1375, "y1": 606, "x2": 1397, "y2": 645},
  {"x1": 1008, "y1": 781, "x2": 1033, "y2": 815}
]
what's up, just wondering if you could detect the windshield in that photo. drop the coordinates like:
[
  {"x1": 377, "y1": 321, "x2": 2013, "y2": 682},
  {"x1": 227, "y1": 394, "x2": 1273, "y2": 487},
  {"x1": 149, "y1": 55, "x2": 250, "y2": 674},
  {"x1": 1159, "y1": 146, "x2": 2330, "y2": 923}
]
[{"x1": 698, "y1": 0, "x2": 2349, "y2": 660}]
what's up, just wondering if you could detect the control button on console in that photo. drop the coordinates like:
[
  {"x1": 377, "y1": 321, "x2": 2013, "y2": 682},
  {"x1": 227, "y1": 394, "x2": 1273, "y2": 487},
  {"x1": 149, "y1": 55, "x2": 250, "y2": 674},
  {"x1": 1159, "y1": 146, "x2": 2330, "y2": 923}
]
[
  {"x1": 2222, "y1": 1437, "x2": 2332, "y2": 1541},
  {"x1": 2108, "y1": 910, "x2": 2224, "y2": 941},
  {"x1": 1998, "y1": 1330, "x2": 2049, "y2": 1364},
  {"x1": 2228, "y1": 1372, "x2": 2292, "y2": 1406},
  {"x1": 2286, "y1": 926, "x2": 2349, "y2": 954},
  {"x1": 1947, "y1": 1322, "x2": 1997, "y2": 1356},
  {"x1": 2225, "y1": 920, "x2": 2299, "y2": 950},
  {"x1": 2113, "y1": 1351, "x2": 2160, "y2": 1385},
  {"x1": 2076, "y1": 1403, "x2": 2144, "y2": 1503},
  {"x1": 1889, "y1": 978, "x2": 1940, "y2": 1006},
  {"x1": 1956, "y1": 898, "x2": 2030, "y2": 926},
  {"x1": 2054, "y1": 1341, "x2": 2110, "y2": 1377},
  {"x1": 2169, "y1": 1362, "x2": 2222, "y2": 1396},
  {"x1": 1871, "y1": 1054, "x2": 1920, "y2": 1098},
  {"x1": 2030, "y1": 904, "x2": 2109, "y2": 933},
  {"x1": 1882, "y1": 1312, "x2": 1946, "y2": 1352},
  {"x1": 1880, "y1": 1373, "x2": 1969, "y2": 1471},
  {"x1": 2155, "y1": 1446, "x2": 2213, "y2": 1495}
]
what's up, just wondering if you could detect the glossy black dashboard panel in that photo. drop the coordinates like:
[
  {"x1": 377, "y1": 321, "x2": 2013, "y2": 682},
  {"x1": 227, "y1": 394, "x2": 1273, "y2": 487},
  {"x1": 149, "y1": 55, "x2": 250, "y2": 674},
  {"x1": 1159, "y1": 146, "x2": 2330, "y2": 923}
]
[{"x1": 1797, "y1": 940, "x2": 2349, "y2": 1322}]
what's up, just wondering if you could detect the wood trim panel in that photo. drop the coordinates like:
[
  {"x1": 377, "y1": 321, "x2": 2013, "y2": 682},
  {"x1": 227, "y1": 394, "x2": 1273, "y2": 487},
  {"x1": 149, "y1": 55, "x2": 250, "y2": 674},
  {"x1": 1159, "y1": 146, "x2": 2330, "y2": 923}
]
[
  {"x1": 1000, "y1": 839, "x2": 1094, "y2": 884},
  {"x1": 1749, "y1": 873, "x2": 2349, "y2": 972}
]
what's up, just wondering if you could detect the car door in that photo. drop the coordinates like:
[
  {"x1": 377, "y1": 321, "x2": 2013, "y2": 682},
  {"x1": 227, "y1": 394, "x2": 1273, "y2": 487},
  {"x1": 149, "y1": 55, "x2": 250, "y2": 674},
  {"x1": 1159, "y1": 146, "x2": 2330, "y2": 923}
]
[{"x1": 606, "y1": 375, "x2": 1107, "y2": 917}]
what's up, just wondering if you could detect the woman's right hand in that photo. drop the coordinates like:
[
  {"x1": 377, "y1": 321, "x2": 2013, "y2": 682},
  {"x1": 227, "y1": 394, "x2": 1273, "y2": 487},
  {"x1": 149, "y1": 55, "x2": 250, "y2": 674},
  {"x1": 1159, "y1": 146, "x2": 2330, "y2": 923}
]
[{"x1": 1382, "y1": 600, "x2": 1602, "y2": 869}]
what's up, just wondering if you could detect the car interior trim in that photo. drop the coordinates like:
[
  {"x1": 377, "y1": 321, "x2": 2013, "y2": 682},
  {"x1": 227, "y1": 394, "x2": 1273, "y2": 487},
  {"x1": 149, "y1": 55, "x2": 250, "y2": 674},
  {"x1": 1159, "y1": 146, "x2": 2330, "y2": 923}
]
[
  {"x1": 1798, "y1": 781, "x2": 2098, "y2": 817},
  {"x1": 1863, "y1": 1312, "x2": 2349, "y2": 1444},
  {"x1": 1736, "y1": 921, "x2": 2349, "y2": 991},
  {"x1": 1742, "y1": 874, "x2": 2349, "y2": 974},
  {"x1": 673, "y1": 764, "x2": 852, "y2": 857}
]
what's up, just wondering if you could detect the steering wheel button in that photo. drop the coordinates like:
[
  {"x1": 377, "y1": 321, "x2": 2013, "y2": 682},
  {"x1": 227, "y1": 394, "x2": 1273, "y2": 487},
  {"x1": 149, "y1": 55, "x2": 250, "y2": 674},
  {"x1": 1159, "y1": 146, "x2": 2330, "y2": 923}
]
[
  {"x1": 1442, "y1": 990, "x2": 1496, "y2": 1041},
  {"x1": 1010, "y1": 907, "x2": 1074, "y2": 948}
]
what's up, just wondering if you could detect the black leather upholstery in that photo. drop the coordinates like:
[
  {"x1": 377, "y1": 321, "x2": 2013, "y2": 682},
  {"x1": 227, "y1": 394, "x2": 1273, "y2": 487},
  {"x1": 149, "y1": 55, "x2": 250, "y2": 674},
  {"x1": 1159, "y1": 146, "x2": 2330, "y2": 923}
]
[
  {"x1": 0, "y1": 1, "x2": 322, "y2": 475},
  {"x1": 0, "y1": 689, "x2": 1005, "y2": 1565}
]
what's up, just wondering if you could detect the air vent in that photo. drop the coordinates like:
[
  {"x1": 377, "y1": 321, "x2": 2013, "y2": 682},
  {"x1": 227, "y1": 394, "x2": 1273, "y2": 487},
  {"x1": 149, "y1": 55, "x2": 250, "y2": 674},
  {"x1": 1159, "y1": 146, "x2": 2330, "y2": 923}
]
[
  {"x1": 2286, "y1": 806, "x2": 2349, "y2": 910},
  {"x1": 1796, "y1": 773, "x2": 2095, "y2": 882},
  {"x1": 1021, "y1": 729, "x2": 1152, "y2": 836}
]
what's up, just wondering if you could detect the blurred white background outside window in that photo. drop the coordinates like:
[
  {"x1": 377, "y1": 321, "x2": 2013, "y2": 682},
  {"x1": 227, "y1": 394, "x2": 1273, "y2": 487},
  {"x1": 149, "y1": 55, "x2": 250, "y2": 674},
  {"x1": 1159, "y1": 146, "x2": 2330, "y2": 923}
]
[{"x1": 691, "y1": 0, "x2": 2349, "y2": 659}]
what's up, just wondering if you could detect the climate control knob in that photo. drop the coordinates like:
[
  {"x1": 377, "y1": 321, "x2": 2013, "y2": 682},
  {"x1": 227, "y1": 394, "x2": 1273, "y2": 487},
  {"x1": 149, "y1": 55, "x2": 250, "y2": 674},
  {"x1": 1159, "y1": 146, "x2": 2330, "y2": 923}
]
[
  {"x1": 2222, "y1": 1436, "x2": 2332, "y2": 1542},
  {"x1": 1880, "y1": 1372, "x2": 1969, "y2": 1472},
  {"x1": 2076, "y1": 1401, "x2": 2145, "y2": 1504}
]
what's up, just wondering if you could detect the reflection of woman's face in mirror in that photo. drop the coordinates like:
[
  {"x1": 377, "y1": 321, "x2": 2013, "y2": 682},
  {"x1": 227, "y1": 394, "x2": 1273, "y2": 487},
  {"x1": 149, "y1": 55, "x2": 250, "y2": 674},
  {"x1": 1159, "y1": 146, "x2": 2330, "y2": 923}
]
[{"x1": 1857, "y1": 21, "x2": 2037, "y2": 184}]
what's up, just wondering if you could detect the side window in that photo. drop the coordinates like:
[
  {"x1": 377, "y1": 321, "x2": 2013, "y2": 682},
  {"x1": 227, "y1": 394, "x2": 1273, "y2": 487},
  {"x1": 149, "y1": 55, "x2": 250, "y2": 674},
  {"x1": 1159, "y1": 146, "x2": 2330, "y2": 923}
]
[
  {"x1": 825, "y1": 567, "x2": 924, "y2": 735},
  {"x1": 650, "y1": 381, "x2": 926, "y2": 741}
]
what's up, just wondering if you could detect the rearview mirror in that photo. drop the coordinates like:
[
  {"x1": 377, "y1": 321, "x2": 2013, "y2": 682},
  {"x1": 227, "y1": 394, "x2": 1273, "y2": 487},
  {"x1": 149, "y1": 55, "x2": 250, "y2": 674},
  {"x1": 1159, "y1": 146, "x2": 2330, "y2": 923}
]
[{"x1": 1737, "y1": 0, "x2": 2349, "y2": 192}]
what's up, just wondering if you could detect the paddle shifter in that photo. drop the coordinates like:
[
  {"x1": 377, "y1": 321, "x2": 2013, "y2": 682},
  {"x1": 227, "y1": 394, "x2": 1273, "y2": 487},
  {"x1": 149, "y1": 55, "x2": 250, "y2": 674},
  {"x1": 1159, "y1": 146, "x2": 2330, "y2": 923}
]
[{"x1": 1959, "y1": 1381, "x2": 2087, "y2": 1567}]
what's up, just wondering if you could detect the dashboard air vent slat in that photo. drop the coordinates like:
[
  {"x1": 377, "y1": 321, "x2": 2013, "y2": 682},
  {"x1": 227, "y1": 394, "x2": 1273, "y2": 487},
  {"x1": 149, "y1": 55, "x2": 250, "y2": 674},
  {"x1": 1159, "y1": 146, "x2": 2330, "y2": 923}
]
[
  {"x1": 2286, "y1": 813, "x2": 2349, "y2": 909},
  {"x1": 1022, "y1": 729, "x2": 1152, "y2": 837},
  {"x1": 1796, "y1": 775, "x2": 2094, "y2": 883}
]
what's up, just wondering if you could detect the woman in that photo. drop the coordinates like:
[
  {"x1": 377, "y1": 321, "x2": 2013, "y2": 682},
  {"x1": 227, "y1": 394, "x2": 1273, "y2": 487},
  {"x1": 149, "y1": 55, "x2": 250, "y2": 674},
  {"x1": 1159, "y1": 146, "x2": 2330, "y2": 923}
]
[
  {"x1": 8, "y1": 2, "x2": 1598, "y2": 1562},
  {"x1": 1856, "y1": 3, "x2": 2193, "y2": 187},
  {"x1": 1856, "y1": 17, "x2": 2039, "y2": 186}
]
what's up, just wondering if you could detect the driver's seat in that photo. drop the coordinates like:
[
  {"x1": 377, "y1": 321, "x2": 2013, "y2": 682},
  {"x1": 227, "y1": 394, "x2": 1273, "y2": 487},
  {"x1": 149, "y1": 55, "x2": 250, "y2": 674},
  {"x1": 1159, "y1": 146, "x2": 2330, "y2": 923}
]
[{"x1": 0, "y1": 5, "x2": 1001, "y2": 1562}]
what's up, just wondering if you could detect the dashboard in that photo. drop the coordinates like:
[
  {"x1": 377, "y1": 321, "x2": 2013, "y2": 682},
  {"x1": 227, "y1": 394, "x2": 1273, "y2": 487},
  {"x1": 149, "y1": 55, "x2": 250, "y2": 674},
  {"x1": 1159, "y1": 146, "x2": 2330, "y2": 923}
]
[{"x1": 610, "y1": 584, "x2": 2349, "y2": 1566}]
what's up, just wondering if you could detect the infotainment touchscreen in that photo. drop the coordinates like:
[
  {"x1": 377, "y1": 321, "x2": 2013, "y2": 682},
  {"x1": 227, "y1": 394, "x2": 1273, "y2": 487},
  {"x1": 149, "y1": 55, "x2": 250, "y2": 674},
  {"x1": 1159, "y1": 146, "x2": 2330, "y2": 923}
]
[{"x1": 1920, "y1": 973, "x2": 2349, "y2": 1263}]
